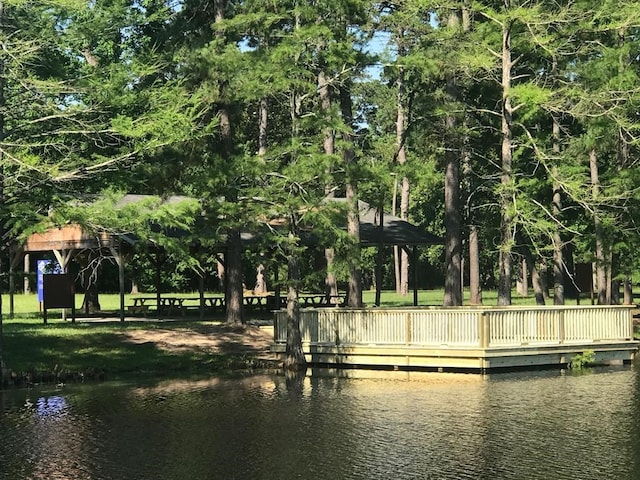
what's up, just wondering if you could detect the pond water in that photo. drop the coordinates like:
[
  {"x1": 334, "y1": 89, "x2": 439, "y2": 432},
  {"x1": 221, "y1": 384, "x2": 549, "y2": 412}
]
[{"x1": 1, "y1": 366, "x2": 639, "y2": 480}]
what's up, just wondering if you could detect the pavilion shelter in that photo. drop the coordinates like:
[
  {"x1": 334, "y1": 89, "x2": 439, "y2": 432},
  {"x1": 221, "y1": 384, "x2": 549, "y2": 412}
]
[
  {"x1": 11, "y1": 195, "x2": 441, "y2": 320},
  {"x1": 12, "y1": 224, "x2": 134, "y2": 321},
  {"x1": 11, "y1": 194, "x2": 191, "y2": 321}
]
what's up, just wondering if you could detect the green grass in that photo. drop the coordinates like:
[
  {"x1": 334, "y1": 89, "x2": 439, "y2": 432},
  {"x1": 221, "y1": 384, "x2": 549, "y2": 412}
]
[
  {"x1": 2, "y1": 288, "x2": 584, "y2": 317},
  {"x1": 1, "y1": 318, "x2": 247, "y2": 383},
  {"x1": 361, "y1": 289, "x2": 585, "y2": 307},
  {"x1": 2, "y1": 292, "x2": 216, "y2": 316},
  {"x1": 0, "y1": 293, "x2": 261, "y2": 383}
]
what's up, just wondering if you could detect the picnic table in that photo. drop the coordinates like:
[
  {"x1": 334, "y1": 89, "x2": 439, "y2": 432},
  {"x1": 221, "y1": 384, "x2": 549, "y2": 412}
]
[
  {"x1": 299, "y1": 294, "x2": 345, "y2": 307},
  {"x1": 243, "y1": 295, "x2": 272, "y2": 309},
  {"x1": 203, "y1": 297, "x2": 225, "y2": 308},
  {"x1": 127, "y1": 292, "x2": 337, "y2": 316},
  {"x1": 128, "y1": 296, "x2": 187, "y2": 316},
  {"x1": 180, "y1": 296, "x2": 225, "y2": 314}
]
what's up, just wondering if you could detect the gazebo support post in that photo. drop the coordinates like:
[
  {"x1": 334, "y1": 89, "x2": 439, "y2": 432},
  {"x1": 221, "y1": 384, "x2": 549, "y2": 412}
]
[
  {"x1": 413, "y1": 246, "x2": 418, "y2": 306},
  {"x1": 153, "y1": 250, "x2": 163, "y2": 314},
  {"x1": 109, "y1": 243, "x2": 126, "y2": 323},
  {"x1": 375, "y1": 204, "x2": 384, "y2": 307},
  {"x1": 199, "y1": 273, "x2": 205, "y2": 320},
  {"x1": 24, "y1": 254, "x2": 30, "y2": 294},
  {"x1": 273, "y1": 262, "x2": 281, "y2": 310}
]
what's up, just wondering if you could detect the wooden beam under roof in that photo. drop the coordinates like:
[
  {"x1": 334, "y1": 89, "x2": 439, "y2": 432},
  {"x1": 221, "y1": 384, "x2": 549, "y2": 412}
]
[{"x1": 23, "y1": 225, "x2": 119, "y2": 253}]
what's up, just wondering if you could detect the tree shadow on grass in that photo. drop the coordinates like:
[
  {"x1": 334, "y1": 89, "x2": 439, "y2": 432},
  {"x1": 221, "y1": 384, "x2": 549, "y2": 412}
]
[{"x1": 3, "y1": 321, "x2": 277, "y2": 383}]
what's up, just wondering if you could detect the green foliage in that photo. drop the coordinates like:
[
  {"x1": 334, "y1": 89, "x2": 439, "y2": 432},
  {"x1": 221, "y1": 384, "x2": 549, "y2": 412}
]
[
  {"x1": 2, "y1": 0, "x2": 640, "y2": 315},
  {"x1": 569, "y1": 350, "x2": 596, "y2": 370}
]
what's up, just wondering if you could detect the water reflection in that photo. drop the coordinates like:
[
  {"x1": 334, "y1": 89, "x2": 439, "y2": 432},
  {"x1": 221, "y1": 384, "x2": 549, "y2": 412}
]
[
  {"x1": 35, "y1": 396, "x2": 68, "y2": 417},
  {"x1": 0, "y1": 367, "x2": 638, "y2": 479}
]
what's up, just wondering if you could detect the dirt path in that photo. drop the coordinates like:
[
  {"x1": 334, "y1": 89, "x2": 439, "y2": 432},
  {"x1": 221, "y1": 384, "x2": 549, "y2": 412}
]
[{"x1": 120, "y1": 322, "x2": 277, "y2": 360}]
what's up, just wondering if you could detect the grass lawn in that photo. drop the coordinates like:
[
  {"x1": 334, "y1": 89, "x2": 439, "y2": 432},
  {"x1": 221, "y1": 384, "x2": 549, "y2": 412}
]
[{"x1": 0, "y1": 293, "x2": 271, "y2": 384}]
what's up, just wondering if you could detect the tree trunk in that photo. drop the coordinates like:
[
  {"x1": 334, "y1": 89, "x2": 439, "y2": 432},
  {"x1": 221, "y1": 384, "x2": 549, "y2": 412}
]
[
  {"x1": 283, "y1": 8, "x2": 308, "y2": 360},
  {"x1": 517, "y1": 257, "x2": 528, "y2": 296},
  {"x1": 258, "y1": 97, "x2": 268, "y2": 156},
  {"x1": 214, "y1": 0, "x2": 244, "y2": 323},
  {"x1": 341, "y1": 84, "x2": 362, "y2": 307},
  {"x1": 82, "y1": 285, "x2": 101, "y2": 314},
  {"x1": 531, "y1": 261, "x2": 546, "y2": 305},
  {"x1": 460, "y1": 37, "x2": 480, "y2": 306},
  {"x1": 443, "y1": 151, "x2": 462, "y2": 305},
  {"x1": 318, "y1": 69, "x2": 338, "y2": 301},
  {"x1": 395, "y1": 58, "x2": 410, "y2": 297},
  {"x1": 345, "y1": 190, "x2": 362, "y2": 308},
  {"x1": 498, "y1": 15, "x2": 514, "y2": 306},
  {"x1": 443, "y1": 11, "x2": 463, "y2": 307},
  {"x1": 220, "y1": 104, "x2": 244, "y2": 324},
  {"x1": 623, "y1": 276, "x2": 632, "y2": 305},
  {"x1": 79, "y1": 253, "x2": 101, "y2": 314},
  {"x1": 590, "y1": 148, "x2": 607, "y2": 305},
  {"x1": 399, "y1": 178, "x2": 410, "y2": 296},
  {"x1": 611, "y1": 279, "x2": 620, "y2": 305},
  {"x1": 523, "y1": 246, "x2": 545, "y2": 305},
  {"x1": 82, "y1": 278, "x2": 101, "y2": 314},
  {"x1": 468, "y1": 224, "x2": 482, "y2": 304},
  {"x1": 552, "y1": 185, "x2": 564, "y2": 305},
  {"x1": 551, "y1": 58, "x2": 565, "y2": 305},
  {"x1": 612, "y1": 29, "x2": 629, "y2": 307},
  {"x1": 0, "y1": 1, "x2": 7, "y2": 375},
  {"x1": 284, "y1": 232, "x2": 306, "y2": 370},
  {"x1": 130, "y1": 279, "x2": 139, "y2": 295},
  {"x1": 606, "y1": 250, "x2": 613, "y2": 304},
  {"x1": 392, "y1": 177, "x2": 401, "y2": 293},
  {"x1": 225, "y1": 231, "x2": 244, "y2": 325}
]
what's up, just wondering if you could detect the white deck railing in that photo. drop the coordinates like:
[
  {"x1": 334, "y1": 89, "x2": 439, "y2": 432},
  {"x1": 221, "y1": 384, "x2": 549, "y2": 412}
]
[{"x1": 274, "y1": 305, "x2": 635, "y2": 348}]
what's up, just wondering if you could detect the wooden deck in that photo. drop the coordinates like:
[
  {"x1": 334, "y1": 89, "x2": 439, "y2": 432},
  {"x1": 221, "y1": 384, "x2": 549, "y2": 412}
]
[{"x1": 271, "y1": 305, "x2": 639, "y2": 373}]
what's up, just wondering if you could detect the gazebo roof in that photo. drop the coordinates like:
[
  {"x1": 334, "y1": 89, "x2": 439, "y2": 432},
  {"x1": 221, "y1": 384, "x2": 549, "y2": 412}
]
[
  {"x1": 331, "y1": 199, "x2": 442, "y2": 247},
  {"x1": 20, "y1": 195, "x2": 441, "y2": 254},
  {"x1": 20, "y1": 195, "x2": 187, "y2": 253},
  {"x1": 22, "y1": 224, "x2": 119, "y2": 252}
]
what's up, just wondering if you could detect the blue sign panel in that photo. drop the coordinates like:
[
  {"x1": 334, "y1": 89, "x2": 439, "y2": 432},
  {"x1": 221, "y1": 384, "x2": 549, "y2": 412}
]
[{"x1": 37, "y1": 260, "x2": 61, "y2": 302}]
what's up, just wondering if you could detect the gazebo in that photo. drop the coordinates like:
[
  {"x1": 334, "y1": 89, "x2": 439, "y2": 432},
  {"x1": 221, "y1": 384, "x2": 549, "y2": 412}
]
[{"x1": 349, "y1": 199, "x2": 442, "y2": 305}]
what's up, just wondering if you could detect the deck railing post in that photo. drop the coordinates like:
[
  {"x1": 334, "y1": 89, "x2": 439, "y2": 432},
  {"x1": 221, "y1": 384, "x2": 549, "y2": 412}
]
[
  {"x1": 479, "y1": 312, "x2": 489, "y2": 349},
  {"x1": 405, "y1": 312, "x2": 412, "y2": 345},
  {"x1": 558, "y1": 309, "x2": 565, "y2": 344}
]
